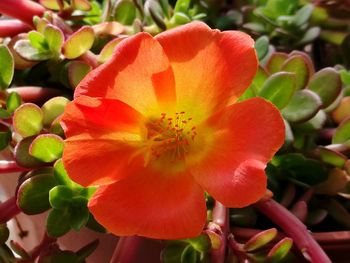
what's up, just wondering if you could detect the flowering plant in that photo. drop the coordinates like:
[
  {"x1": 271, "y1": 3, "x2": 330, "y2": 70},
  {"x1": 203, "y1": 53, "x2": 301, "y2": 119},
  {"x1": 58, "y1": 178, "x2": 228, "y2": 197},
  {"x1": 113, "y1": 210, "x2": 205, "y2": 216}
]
[{"x1": 0, "y1": 0, "x2": 350, "y2": 262}]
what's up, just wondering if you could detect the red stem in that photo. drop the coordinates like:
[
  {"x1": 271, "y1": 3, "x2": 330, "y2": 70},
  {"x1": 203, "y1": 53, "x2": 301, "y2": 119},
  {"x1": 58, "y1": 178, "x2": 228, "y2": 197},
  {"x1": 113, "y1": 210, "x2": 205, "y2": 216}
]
[
  {"x1": 79, "y1": 51, "x2": 99, "y2": 69},
  {"x1": 30, "y1": 233, "x2": 56, "y2": 259},
  {"x1": 110, "y1": 236, "x2": 143, "y2": 263},
  {"x1": 255, "y1": 198, "x2": 331, "y2": 263},
  {"x1": 0, "y1": 0, "x2": 45, "y2": 26},
  {"x1": 0, "y1": 160, "x2": 30, "y2": 173},
  {"x1": 0, "y1": 20, "x2": 31, "y2": 37},
  {"x1": 208, "y1": 201, "x2": 229, "y2": 263},
  {"x1": 0, "y1": 196, "x2": 21, "y2": 223},
  {"x1": 7, "y1": 87, "x2": 69, "y2": 105}
]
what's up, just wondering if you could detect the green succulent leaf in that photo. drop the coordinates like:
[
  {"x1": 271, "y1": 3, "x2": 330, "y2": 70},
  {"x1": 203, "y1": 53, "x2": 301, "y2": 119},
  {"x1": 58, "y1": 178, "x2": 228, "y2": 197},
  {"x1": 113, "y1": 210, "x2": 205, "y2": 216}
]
[
  {"x1": 332, "y1": 118, "x2": 350, "y2": 144},
  {"x1": 281, "y1": 55, "x2": 311, "y2": 90},
  {"x1": 41, "y1": 96, "x2": 70, "y2": 127},
  {"x1": 49, "y1": 185, "x2": 75, "y2": 209},
  {"x1": 13, "y1": 103, "x2": 43, "y2": 137},
  {"x1": 14, "y1": 39, "x2": 52, "y2": 61},
  {"x1": 243, "y1": 228, "x2": 277, "y2": 252},
  {"x1": 29, "y1": 134, "x2": 64, "y2": 163},
  {"x1": 43, "y1": 25, "x2": 64, "y2": 54},
  {"x1": 266, "y1": 52, "x2": 288, "y2": 74},
  {"x1": 14, "y1": 136, "x2": 45, "y2": 168},
  {"x1": 47, "y1": 208, "x2": 71, "y2": 237},
  {"x1": 255, "y1": 36, "x2": 269, "y2": 61},
  {"x1": 54, "y1": 158, "x2": 82, "y2": 188},
  {"x1": 113, "y1": 0, "x2": 137, "y2": 25},
  {"x1": 62, "y1": 26, "x2": 95, "y2": 59},
  {"x1": 0, "y1": 45, "x2": 14, "y2": 90},
  {"x1": 267, "y1": 237, "x2": 293, "y2": 262},
  {"x1": 6, "y1": 92, "x2": 22, "y2": 113},
  {"x1": 68, "y1": 61, "x2": 92, "y2": 88}
]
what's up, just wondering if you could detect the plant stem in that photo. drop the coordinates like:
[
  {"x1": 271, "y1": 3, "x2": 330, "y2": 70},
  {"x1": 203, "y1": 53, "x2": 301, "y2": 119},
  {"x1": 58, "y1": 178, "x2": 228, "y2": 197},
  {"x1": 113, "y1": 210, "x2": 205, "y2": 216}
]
[
  {"x1": 255, "y1": 198, "x2": 331, "y2": 263},
  {"x1": 0, "y1": 20, "x2": 31, "y2": 37},
  {"x1": 0, "y1": 160, "x2": 29, "y2": 173},
  {"x1": 208, "y1": 201, "x2": 229, "y2": 263},
  {"x1": 110, "y1": 236, "x2": 143, "y2": 263},
  {"x1": 0, "y1": 0, "x2": 45, "y2": 26},
  {"x1": 30, "y1": 233, "x2": 56, "y2": 259},
  {"x1": 80, "y1": 51, "x2": 99, "y2": 69},
  {"x1": 0, "y1": 196, "x2": 20, "y2": 224}
]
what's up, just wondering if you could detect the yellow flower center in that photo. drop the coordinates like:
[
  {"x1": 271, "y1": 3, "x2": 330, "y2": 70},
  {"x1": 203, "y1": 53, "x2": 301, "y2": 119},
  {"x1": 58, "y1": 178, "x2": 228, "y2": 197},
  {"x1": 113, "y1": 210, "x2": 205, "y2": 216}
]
[{"x1": 144, "y1": 112, "x2": 197, "y2": 168}]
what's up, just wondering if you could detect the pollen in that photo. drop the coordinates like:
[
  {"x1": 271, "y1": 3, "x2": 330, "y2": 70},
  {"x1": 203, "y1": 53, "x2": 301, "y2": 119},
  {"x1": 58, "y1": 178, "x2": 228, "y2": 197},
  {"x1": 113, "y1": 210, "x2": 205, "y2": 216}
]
[{"x1": 145, "y1": 112, "x2": 197, "y2": 162}]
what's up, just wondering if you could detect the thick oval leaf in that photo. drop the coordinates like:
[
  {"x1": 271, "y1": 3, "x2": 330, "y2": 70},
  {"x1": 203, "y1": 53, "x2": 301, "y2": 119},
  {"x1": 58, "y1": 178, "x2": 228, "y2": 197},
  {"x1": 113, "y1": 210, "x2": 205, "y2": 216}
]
[
  {"x1": 97, "y1": 37, "x2": 126, "y2": 63},
  {"x1": 13, "y1": 103, "x2": 43, "y2": 137},
  {"x1": 41, "y1": 96, "x2": 70, "y2": 126},
  {"x1": 267, "y1": 237, "x2": 293, "y2": 262},
  {"x1": 72, "y1": 0, "x2": 91, "y2": 11},
  {"x1": 282, "y1": 90, "x2": 322, "y2": 122},
  {"x1": 291, "y1": 4, "x2": 313, "y2": 27},
  {"x1": 43, "y1": 25, "x2": 64, "y2": 53},
  {"x1": 332, "y1": 118, "x2": 350, "y2": 144},
  {"x1": 29, "y1": 134, "x2": 64, "y2": 162},
  {"x1": 17, "y1": 173, "x2": 57, "y2": 214},
  {"x1": 14, "y1": 136, "x2": 45, "y2": 168},
  {"x1": 113, "y1": 0, "x2": 137, "y2": 25},
  {"x1": 49, "y1": 185, "x2": 75, "y2": 209},
  {"x1": 68, "y1": 197, "x2": 89, "y2": 231},
  {"x1": 293, "y1": 110, "x2": 326, "y2": 133},
  {"x1": 62, "y1": 26, "x2": 95, "y2": 59},
  {"x1": 47, "y1": 208, "x2": 71, "y2": 237},
  {"x1": 243, "y1": 228, "x2": 277, "y2": 252},
  {"x1": 281, "y1": 55, "x2": 311, "y2": 90},
  {"x1": 315, "y1": 168, "x2": 348, "y2": 195},
  {"x1": 67, "y1": 62, "x2": 92, "y2": 88},
  {"x1": 54, "y1": 159, "x2": 81, "y2": 188},
  {"x1": 0, "y1": 125, "x2": 12, "y2": 151},
  {"x1": 258, "y1": 72, "x2": 296, "y2": 109},
  {"x1": 28, "y1": 31, "x2": 48, "y2": 50},
  {"x1": 14, "y1": 40, "x2": 52, "y2": 61},
  {"x1": 0, "y1": 45, "x2": 14, "y2": 90},
  {"x1": 255, "y1": 36, "x2": 269, "y2": 61},
  {"x1": 39, "y1": 0, "x2": 64, "y2": 10},
  {"x1": 266, "y1": 52, "x2": 288, "y2": 74},
  {"x1": 8, "y1": 34, "x2": 37, "y2": 70},
  {"x1": 332, "y1": 97, "x2": 350, "y2": 124},
  {"x1": 308, "y1": 68, "x2": 341, "y2": 108},
  {"x1": 92, "y1": 22, "x2": 124, "y2": 36},
  {"x1": 6, "y1": 92, "x2": 22, "y2": 113},
  {"x1": 318, "y1": 147, "x2": 347, "y2": 168}
]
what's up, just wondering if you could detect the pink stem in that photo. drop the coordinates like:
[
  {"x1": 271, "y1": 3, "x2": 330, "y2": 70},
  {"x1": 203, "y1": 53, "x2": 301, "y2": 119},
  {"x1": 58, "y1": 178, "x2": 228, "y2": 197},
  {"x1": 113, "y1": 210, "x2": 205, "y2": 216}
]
[
  {"x1": 209, "y1": 201, "x2": 229, "y2": 263},
  {"x1": 0, "y1": 20, "x2": 31, "y2": 37},
  {"x1": 7, "y1": 87, "x2": 68, "y2": 105},
  {"x1": 0, "y1": 0, "x2": 45, "y2": 26},
  {"x1": 30, "y1": 233, "x2": 56, "y2": 259},
  {"x1": 79, "y1": 51, "x2": 99, "y2": 69},
  {"x1": 0, "y1": 160, "x2": 30, "y2": 173},
  {"x1": 255, "y1": 198, "x2": 331, "y2": 263},
  {"x1": 110, "y1": 236, "x2": 143, "y2": 263},
  {"x1": 0, "y1": 196, "x2": 21, "y2": 223}
]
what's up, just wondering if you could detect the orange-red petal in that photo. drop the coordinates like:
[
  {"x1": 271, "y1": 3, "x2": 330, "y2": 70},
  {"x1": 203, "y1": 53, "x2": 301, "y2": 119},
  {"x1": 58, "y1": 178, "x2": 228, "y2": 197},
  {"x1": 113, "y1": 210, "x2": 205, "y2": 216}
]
[
  {"x1": 190, "y1": 98, "x2": 285, "y2": 207},
  {"x1": 75, "y1": 33, "x2": 176, "y2": 116},
  {"x1": 61, "y1": 96, "x2": 144, "y2": 187},
  {"x1": 156, "y1": 22, "x2": 258, "y2": 121},
  {"x1": 88, "y1": 163, "x2": 207, "y2": 239}
]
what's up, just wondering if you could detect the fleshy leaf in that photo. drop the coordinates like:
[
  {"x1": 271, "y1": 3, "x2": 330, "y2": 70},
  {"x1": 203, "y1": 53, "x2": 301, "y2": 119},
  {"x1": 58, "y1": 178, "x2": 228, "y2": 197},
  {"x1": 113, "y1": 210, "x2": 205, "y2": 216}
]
[
  {"x1": 47, "y1": 208, "x2": 71, "y2": 237},
  {"x1": 291, "y1": 4, "x2": 313, "y2": 27},
  {"x1": 293, "y1": 110, "x2": 326, "y2": 132},
  {"x1": 0, "y1": 45, "x2": 14, "y2": 90},
  {"x1": 318, "y1": 147, "x2": 347, "y2": 168},
  {"x1": 308, "y1": 68, "x2": 341, "y2": 108},
  {"x1": 54, "y1": 159, "x2": 81, "y2": 188},
  {"x1": 267, "y1": 237, "x2": 293, "y2": 262},
  {"x1": 315, "y1": 168, "x2": 348, "y2": 195},
  {"x1": 281, "y1": 55, "x2": 311, "y2": 90},
  {"x1": 113, "y1": 0, "x2": 137, "y2": 25},
  {"x1": 97, "y1": 37, "x2": 126, "y2": 63},
  {"x1": 43, "y1": 25, "x2": 64, "y2": 53},
  {"x1": 68, "y1": 61, "x2": 92, "y2": 88},
  {"x1": 266, "y1": 52, "x2": 288, "y2": 74},
  {"x1": 29, "y1": 134, "x2": 64, "y2": 162},
  {"x1": 332, "y1": 97, "x2": 350, "y2": 124},
  {"x1": 92, "y1": 22, "x2": 124, "y2": 36},
  {"x1": 14, "y1": 136, "x2": 45, "y2": 168},
  {"x1": 332, "y1": 118, "x2": 350, "y2": 144},
  {"x1": 14, "y1": 39, "x2": 52, "y2": 61},
  {"x1": 62, "y1": 26, "x2": 95, "y2": 59},
  {"x1": 49, "y1": 185, "x2": 75, "y2": 209},
  {"x1": 72, "y1": 0, "x2": 91, "y2": 11},
  {"x1": 41, "y1": 96, "x2": 70, "y2": 126},
  {"x1": 243, "y1": 228, "x2": 277, "y2": 252},
  {"x1": 13, "y1": 103, "x2": 43, "y2": 137},
  {"x1": 255, "y1": 36, "x2": 269, "y2": 61},
  {"x1": 17, "y1": 173, "x2": 57, "y2": 214},
  {"x1": 282, "y1": 90, "x2": 322, "y2": 122},
  {"x1": 69, "y1": 197, "x2": 89, "y2": 231},
  {"x1": 0, "y1": 125, "x2": 12, "y2": 151},
  {"x1": 258, "y1": 72, "x2": 296, "y2": 109},
  {"x1": 6, "y1": 92, "x2": 22, "y2": 113}
]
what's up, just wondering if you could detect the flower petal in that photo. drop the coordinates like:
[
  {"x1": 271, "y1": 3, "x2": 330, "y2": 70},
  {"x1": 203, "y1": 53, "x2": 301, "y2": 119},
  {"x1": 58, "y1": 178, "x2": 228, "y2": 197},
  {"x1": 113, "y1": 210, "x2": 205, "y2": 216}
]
[
  {"x1": 61, "y1": 96, "x2": 144, "y2": 187},
  {"x1": 89, "y1": 164, "x2": 207, "y2": 239},
  {"x1": 75, "y1": 33, "x2": 176, "y2": 115},
  {"x1": 156, "y1": 22, "x2": 258, "y2": 120},
  {"x1": 189, "y1": 98, "x2": 285, "y2": 207}
]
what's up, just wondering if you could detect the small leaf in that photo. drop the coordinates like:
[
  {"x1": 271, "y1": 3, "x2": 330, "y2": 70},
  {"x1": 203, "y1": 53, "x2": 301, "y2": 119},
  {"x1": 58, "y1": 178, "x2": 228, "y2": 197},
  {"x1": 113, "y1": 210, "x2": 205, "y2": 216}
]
[
  {"x1": 291, "y1": 4, "x2": 313, "y2": 27},
  {"x1": 69, "y1": 197, "x2": 89, "y2": 231},
  {"x1": 0, "y1": 109, "x2": 11, "y2": 119},
  {"x1": 297, "y1": 27, "x2": 321, "y2": 46},
  {"x1": 113, "y1": 0, "x2": 137, "y2": 25},
  {"x1": 28, "y1": 31, "x2": 48, "y2": 50},
  {"x1": 293, "y1": 110, "x2": 327, "y2": 133},
  {"x1": 98, "y1": 37, "x2": 126, "y2": 63},
  {"x1": 332, "y1": 97, "x2": 350, "y2": 124},
  {"x1": 14, "y1": 39, "x2": 52, "y2": 61},
  {"x1": 266, "y1": 52, "x2": 288, "y2": 74},
  {"x1": 0, "y1": 125, "x2": 12, "y2": 151},
  {"x1": 318, "y1": 147, "x2": 347, "y2": 168},
  {"x1": 13, "y1": 103, "x2": 43, "y2": 137},
  {"x1": 255, "y1": 36, "x2": 269, "y2": 61},
  {"x1": 14, "y1": 136, "x2": 45, "y2": 168},
  {"x1": 243, "y1": 228, "x2": 277, "y2": 252},
  {"x1": 92, "y1": 22, "x2": 124, "y2": 36},
  {"x1": 173, "y1": 12, "x2": 191, "y2": 25},
  {"x1": 17, "y1": 173, "x2": 57, "y2": 214},
  {"x1": 184, "y1": 234, "x2": 211, "y2": 252},
  {"x1": 29, "y1": 134, "x2": 64, "y2": 162},
  {"x1": 332, "y1": 118, "x2": 350, "y2": 144},
  {"x1": 49, "y1": 185, "x2": 75, "y2": 209},
  {"x1": 54, "y1": 159, "x2": 81, "y2": 188},
  {"x1": 308, "y1": 68, "x2": 341, "y2": 108},
  {"x1": 282, "y1": 90, "x2": 322, "y2": 123},
  {"x1": 0, "y1": 45, "x2": 14, "y2": 90},
  {"x1": 68, "y1": 61, "x2": 92, "y2": 88},
  {"x1": 315, "y1": 168, "x2": 348, "y2": 195},
  {"x1": 47, "y1": 208, "x2": 71, "y2": 237},
  {"x1": 72, "y1": 0, "x2": 91, "y2": 11},
  {"x1": 281, "y1": 55, "x2": 311, "y2": 90},
  {"x1": 39, "y1": 0, "x2": 63, "y2": 10},
  {"x1": 62, "y1": 26, "x2": 95, "y2": 59},
  {"x1": 41, "y1": 96, "x2": 70, "y2": 126},
  {"x1": 43, "y1": 25, "x2": 64, "y2": 53},
  {"x1": 267, "y1": 237, "x2": 293, "y2": 262},
  {"x1": 258, "y1": 72, "x2": 296, "y2": 109},
  {"x1": 76, "y1": 239, "x2": 99, "y2": 262},
  {"x1": 181, "y1": 245, "x2": 197, "y2": 263},
  {"x1": 6, "y1": 92, "x2": 22, "y2": 113}
]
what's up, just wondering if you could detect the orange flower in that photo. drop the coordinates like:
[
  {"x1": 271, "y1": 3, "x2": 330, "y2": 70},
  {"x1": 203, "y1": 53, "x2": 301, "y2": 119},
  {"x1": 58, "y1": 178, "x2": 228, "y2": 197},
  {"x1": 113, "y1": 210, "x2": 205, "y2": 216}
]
[{"x1": 61, "y1": 22, "x2": 285, "y2": 239}]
